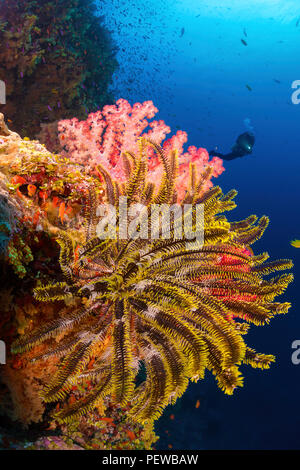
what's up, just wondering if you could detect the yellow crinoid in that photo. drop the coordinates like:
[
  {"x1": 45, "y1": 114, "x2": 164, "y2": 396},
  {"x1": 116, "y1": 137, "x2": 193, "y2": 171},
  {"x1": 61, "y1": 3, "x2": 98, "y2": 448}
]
[{"x1": 12, "y1": 138, "x2": 293, "y2": 424}]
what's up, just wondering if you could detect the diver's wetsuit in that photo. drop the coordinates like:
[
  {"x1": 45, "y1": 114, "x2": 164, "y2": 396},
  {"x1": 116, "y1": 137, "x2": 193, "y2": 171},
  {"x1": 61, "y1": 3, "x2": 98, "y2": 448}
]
[{"x1": 210, "y1": 132, "x2": 255, "y2": 161}]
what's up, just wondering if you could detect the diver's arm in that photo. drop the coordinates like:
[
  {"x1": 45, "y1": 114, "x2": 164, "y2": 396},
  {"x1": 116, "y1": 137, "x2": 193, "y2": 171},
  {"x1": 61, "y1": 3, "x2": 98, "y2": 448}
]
[
  {"x1": 209, "y1": 150, "x2": 240, "y2": 161},
  {"x1": 209, "y1": 150, "x2": 223, "y2": 158}
]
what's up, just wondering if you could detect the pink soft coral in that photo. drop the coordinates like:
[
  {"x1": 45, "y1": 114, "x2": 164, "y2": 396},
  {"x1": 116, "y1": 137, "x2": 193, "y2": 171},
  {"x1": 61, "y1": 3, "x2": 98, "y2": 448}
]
[{"x1": 39, "y1": 99, "x2": 224, "y2": 199}]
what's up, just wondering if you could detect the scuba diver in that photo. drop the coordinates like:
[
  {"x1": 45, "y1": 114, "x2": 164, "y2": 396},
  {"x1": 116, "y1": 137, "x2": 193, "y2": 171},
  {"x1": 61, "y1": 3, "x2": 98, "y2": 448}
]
[{"x1": 209, "y1": 131, "x2": 255, "y2": 161}]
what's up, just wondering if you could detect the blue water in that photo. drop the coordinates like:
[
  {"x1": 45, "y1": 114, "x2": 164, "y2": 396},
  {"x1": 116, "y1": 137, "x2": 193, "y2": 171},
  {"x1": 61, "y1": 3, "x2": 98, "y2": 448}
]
[{"x1": 97, "y1": 0, "x2": 300, "y2": 450}]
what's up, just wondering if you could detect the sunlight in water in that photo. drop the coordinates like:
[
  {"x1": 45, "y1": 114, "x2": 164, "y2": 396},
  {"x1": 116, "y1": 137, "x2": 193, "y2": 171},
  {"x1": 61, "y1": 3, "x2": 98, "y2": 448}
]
[{"x1": 178, "y1": 0, "x2": 300, "y2": 22}]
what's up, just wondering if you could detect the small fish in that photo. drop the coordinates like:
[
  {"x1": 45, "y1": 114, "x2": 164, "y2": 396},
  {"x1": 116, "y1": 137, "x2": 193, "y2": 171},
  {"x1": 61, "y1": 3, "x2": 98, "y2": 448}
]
[
  {"x1": 291, "y1": 240, "x2": 300, "y2": 248},
  {"x1": 99, "y1": 417, "x2": 115, "y2": 424},
  {"x1": 243, "y1": 28, "x2": 247, "y2": 37},
  {"x1": 296, "y1": 17, "x2": 300, "y2": 27},
  {"x1": 246, "y1": 84, "x2": 252, "y2": 91},
  {"x1": 241, "y1": 39, "x2": 248, "y2": 46},
  {"x1": 195, "y1": 399, "x2": 200, "y2": 409},
  {"x1": 180, "y1": 27, "x2": 185, "y2": 37},
  {"x1": 273, "y1": 79, "x2": 281, "y2": 84}
]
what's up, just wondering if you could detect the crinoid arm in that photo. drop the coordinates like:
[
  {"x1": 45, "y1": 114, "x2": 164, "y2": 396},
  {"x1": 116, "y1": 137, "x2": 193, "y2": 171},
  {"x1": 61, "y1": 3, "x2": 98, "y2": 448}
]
[{"x1": 12, "y1": 138, "x2": 293, "y2": 424}]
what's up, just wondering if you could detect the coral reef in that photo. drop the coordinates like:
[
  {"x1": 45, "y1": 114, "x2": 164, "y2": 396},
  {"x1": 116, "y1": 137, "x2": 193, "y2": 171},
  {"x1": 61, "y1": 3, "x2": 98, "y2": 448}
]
[
  {"x1": 0, "y1": 114, "x2": 293, "y2": 449},
  {"x1": 0, "y1": 0, "x2": 118, "y2": 137}
]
